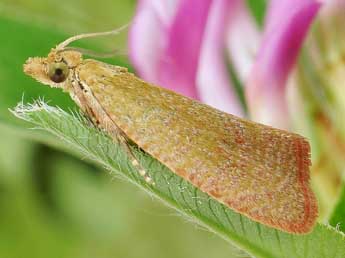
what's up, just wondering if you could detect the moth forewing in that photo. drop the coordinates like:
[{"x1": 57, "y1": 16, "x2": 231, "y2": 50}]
[{"x1": 23, "y1": 31, "x2": 318, "y2": 234}]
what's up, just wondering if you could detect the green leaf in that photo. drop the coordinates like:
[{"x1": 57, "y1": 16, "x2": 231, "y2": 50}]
[
  {"x1": 12, "y1": 101, "x2": 345, "y2": 258},
  {"x1": 246, "y1": 0, "x2": 267, "y2": 27},
  {"x1": 330, "y1": 184, "x2": 345, "y2": 232}
]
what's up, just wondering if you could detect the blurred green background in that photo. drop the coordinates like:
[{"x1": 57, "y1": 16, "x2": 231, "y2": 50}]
[{"x1": 0, "y1": 1, "x2": 244, "y2": 258}]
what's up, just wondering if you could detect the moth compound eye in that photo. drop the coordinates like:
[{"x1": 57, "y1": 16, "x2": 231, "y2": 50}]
[{"x1": 48, "y1": 62, "x2": 69, "y2": 83}]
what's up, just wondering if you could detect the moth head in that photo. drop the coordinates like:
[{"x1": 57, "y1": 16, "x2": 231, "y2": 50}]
[
  {"x1": 24, "y1": 25, "x2": 129, "y2": 90},
  {"x1": 23, "y1": 49, "x2": 82, "y2": 91}
]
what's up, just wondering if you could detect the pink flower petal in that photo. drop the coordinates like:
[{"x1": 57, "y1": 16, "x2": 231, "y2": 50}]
[
  {"x1": 130, "y1": 0, "x2": 213, "y2": 100},
  {"x1": 225, "y1": 1, "x2": 260, "y2": 83},
  {"x1": 157, "y1": 0, "x2": 213, "y2": 99},
  {"x1": 246, "y1": 0, "x2": 322, "y2": 129},
  {"x1": 196, "y1": 0, "x2": 244, "y2": 116},
  {"x1": 129, "y1": 0, "x2": 180, "y2": 83},
  {"x1": 318, "y1": 0, "x2": 345, "y2": 18}
]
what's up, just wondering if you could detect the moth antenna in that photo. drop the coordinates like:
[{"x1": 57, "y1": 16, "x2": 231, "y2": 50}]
[
  {"x1": 61, "y1": 47, "x2": 128, "y2": 58},
  {"x1": 56, "y1": 23, "x2": 130, "y2": 50}
]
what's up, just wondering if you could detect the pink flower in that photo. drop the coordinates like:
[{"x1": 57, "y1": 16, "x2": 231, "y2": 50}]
[{"x1": 128, "y1": 0, "x2": 322, "y2": 129}]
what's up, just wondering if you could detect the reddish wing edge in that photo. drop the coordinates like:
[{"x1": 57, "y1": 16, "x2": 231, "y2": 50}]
[{"x1": 290, "y1": 138, "x2": 317, "y2": 233}]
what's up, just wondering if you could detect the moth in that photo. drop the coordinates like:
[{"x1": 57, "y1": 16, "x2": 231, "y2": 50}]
[{"x1": 23, "y1": 28, "x2": 318, "y2": 234}]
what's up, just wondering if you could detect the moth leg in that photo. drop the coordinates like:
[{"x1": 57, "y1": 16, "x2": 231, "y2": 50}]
[
  {"x1": 116, "y1": 133, "x2": 154, "y2": 185},
  {"x1": 70, "y1": 81, "x2": 154, "y2": 184},
  {"x1": 100, "y1": 119, "x2": 154, "y2": 184},
  {"x1": 79, "y1": 105, "x2": 154, "y2": 184}
]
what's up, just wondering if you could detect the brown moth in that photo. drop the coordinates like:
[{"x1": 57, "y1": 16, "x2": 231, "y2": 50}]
[{"x1": 23, "y1": 28, "x2": 318, "y2": 234}]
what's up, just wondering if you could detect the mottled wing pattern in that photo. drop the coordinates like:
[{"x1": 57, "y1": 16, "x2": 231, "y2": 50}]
[{"x1": 77, "y1": 60, "x2": 317, "y2": 233}]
